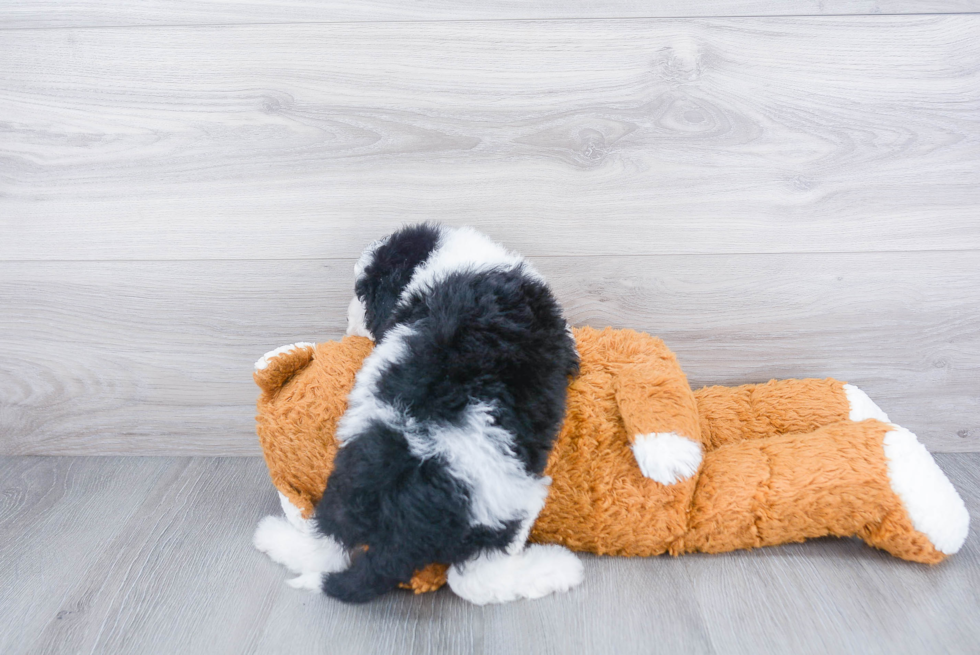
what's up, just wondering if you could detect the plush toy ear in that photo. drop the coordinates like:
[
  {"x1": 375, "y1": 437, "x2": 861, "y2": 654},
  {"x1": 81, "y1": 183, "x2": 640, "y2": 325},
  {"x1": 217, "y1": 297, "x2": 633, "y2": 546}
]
[{"x1": 253, "y1": 342, "x2": 317, "y2": 395}]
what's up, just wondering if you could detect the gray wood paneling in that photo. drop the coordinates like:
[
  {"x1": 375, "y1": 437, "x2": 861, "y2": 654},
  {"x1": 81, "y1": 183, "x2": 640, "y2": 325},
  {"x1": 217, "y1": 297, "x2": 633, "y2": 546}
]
[
  {"x1": 2, "y1": 17, "x2": 979, "y2": 260},
  {"x1": 3, "y1": 0, "x2": 979, "y2": 28},
  {"x1": 2, "y1": 253, "x2": 977, "y2": 455},
  {"x1": 1, "y1": 455, "x2": 977, "y2": 654}
]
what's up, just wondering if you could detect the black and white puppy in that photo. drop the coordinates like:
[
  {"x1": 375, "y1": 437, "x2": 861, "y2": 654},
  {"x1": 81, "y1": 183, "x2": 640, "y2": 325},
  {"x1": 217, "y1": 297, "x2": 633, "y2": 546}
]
[{"x1": 301, "y1": 223, "x2": 582, "y2": 604}]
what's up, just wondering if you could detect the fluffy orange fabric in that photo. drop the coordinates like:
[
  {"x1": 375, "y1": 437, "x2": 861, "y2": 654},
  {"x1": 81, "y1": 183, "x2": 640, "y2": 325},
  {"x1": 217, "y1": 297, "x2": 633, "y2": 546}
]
[
  {"x1": 255, "y1": 327, "x2": 946, "y2": 593},
  {"x1": 255, "y1": 338, "x2": 372, "y2": 518}
]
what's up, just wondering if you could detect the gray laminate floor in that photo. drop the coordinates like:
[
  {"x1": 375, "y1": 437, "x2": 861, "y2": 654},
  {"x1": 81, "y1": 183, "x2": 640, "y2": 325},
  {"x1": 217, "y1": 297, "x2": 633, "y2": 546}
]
[{"x1": 1, "y1": 455, "x2": 978, "y2": 655}]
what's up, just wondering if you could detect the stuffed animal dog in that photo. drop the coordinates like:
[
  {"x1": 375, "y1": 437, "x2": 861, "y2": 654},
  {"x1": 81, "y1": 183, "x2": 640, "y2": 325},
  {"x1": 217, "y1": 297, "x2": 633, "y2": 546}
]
[{"x1": 253, "y1": 327, "x2": 969, "y2": 604}]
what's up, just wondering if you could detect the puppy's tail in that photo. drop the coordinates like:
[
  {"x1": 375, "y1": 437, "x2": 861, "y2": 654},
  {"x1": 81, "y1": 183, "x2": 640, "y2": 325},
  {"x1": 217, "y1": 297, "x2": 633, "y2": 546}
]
[{"x1": 321, "y1": 550, "x2": 404, "y2": 604}]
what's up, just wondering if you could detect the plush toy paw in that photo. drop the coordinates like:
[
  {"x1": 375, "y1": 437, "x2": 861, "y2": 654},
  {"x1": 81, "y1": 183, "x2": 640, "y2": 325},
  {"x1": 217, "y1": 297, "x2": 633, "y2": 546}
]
[
  {"x1": 447, "y1": 545, "x2": 584, "y2": 605},
  {"x1": 631, "y1": 432, "x2": 703, "y2": 484}
]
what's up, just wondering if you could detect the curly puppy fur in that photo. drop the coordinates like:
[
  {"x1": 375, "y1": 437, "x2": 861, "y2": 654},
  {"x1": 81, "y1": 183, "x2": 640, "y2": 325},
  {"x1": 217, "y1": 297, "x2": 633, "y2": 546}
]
[{"x1": 314, "y1": 223, "x2": 579, "y2": 603}]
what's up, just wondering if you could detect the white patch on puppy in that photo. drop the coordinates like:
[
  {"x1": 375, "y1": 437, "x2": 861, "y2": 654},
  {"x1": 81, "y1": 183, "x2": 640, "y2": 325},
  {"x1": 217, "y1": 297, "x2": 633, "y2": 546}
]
[
  {"x1": 253, "y1": 515, "x2": 349, "y2": 575},
  {"x1": 508, "y1": 513, "x2": 540, "y2": 557},
  {"x1": 278, "y1": 491, "x2": 313, "y2": 532},
  {"x1": 286, "y1": 572, "x2": 324, "y2": 592},
  {"x1": 882, "y1": 425, "x2": 969, "y2": 555},
  {"x1": 397, "y1": 226, "x2": 543, "y2": 307},
  {"x1": 335, "y1": 323, "x2": 415, "y2": 444},
  {"x1": 254, "y1": 342, "x2": 315, "y2": 371},
  {"x1": 346, "y1": 296, "x2": 373, "y2": 339},
  {"x1": 844, "y1": 384, "x2": 890, "y2": 423},
  {"x1": 447, "y1": 544, "x2": 584, "y2": 605},
  {"x1": 354, "y1": 236, "x2": 388, "y2": 281},
  {"x1": 407, "y1": 402, "x2": 550, "y2": 530},
  {"x1": 632, "y1": 432, "x2": 703, "y2": 485}
]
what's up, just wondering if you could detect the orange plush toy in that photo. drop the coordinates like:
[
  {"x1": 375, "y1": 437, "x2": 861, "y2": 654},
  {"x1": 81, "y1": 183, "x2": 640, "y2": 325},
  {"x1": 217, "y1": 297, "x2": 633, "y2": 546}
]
[{"x1": 253, "y1": 327, "x2": 969, "y2": 601}]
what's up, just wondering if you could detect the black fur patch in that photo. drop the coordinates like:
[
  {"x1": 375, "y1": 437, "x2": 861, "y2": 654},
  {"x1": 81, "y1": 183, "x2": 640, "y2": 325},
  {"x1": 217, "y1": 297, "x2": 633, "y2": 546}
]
[
  {"x1": 354, "y1": 223, "x2": 440, "y2": 341},
  {"x1": 386, "y1": 267, "x2": 579, "y2": 474},
  {"x1": 317, "y1": 227, "x2": 577, "y2": 603}
]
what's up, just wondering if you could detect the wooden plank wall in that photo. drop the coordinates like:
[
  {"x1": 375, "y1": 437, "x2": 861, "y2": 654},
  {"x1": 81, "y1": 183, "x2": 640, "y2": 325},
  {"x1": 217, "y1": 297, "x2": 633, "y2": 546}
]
[
  {"x1": 1, "y1": 4, "x2": 978, "y2": 454},
  {"x1": 3, "y1": 0, "x2": 980, "y2": 27}
]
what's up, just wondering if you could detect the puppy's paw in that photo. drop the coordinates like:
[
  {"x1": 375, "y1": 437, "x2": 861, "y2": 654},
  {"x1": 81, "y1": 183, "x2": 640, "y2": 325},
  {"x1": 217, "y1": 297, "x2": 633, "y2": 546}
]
[
  {"x1": 631, "y1": 432, "x2": 702, "y2": 484},
  {"x1": 254, "y1": 516, "x2": 296, "y2": 558},
  {"x1": 448, "y1": 545, "x2": 584, "y2": 605},
  {"x1": 517, "y1": 544, "x2": 584, "y2": 600},
  {"x1": 253, "y1": 515, "x2": 349, "y2": 574},
  {"x1": 287, "y1": 572, "x2": 324, "y2": 593}
]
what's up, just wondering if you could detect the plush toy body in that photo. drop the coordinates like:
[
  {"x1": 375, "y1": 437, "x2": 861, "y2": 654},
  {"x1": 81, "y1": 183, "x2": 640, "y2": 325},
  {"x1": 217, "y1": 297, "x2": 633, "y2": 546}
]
[{"x1": 254, "y1": 327, "x2": 969, "y2": 594}]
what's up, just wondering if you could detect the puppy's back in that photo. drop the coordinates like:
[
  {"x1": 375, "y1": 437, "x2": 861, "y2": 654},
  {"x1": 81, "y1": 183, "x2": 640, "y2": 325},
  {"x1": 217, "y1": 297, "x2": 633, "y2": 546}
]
[{"x1": 318, "y1": 225, "x2": 577, "y2": 602}]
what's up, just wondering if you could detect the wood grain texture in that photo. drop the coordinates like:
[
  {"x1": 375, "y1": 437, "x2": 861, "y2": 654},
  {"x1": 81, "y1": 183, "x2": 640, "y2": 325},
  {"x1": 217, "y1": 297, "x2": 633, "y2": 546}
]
[
  {"x1": 1, "y1": 252, "x2": 977, "y2": 455},
  {"x1": 681, "y1": 453, "x2": 980, "y2": 655},
  {"x1": 3, "y1": 0, "x2": 979, "y2": 28},
  {"x1": 2, "y1": 16, "x2": 979, "y2": 260},
  {"x1": 0, "y1": 457, "x2": 175, "y2": 654},
  {"x1": 29, "y1": 459, "x2": 282, "y2": 655},
  {"x1": 0, "y1": 455, "x2": 977, "y2": 654}
]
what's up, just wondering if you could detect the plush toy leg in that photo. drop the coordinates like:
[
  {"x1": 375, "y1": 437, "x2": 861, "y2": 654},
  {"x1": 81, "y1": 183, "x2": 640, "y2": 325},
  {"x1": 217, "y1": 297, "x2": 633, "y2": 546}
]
[
  {"x1": 694, "y1": 378, "x2": 851, "y2": 449},
  {"x1": 679, "y1": 419, "x2": 969, "y2": 563},
  {"x1": 866, "y1": 425, "x2": 970, "y2": 558}
]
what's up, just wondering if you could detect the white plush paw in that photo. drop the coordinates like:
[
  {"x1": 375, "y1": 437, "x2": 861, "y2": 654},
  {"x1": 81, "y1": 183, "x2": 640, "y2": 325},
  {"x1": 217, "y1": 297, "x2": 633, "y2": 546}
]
[
  {"x1": 447, "y1": 545, "x2": 584, "y2": 605},
  {"x1": 287, "y1": 572, "x2": 324, "y2": 592},
  {"x1": 631, "y1": 432, "x2": 703, "y2": 484},
  {"x1": 844, "y1": 384, "x2": 890, "y2": 422},
  {"x1": 883, "y1": 426, "x2": 970, "y2": 554},
  {"x1": 253, "y1": 342, "x2": 315, "y2": 371},
  {"x1": 253, "y1": 515, "x2": 349, "y2": 574}
]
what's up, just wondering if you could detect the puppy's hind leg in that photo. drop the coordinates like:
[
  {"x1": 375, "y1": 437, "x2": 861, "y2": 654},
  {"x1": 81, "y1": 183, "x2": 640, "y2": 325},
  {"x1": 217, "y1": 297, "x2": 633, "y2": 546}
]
[
  {"x1": 448, "y1": 512, "x2": 584, "y2": 605},
  {"x1": 447, "y1": 543, "x2": 584, "y2": 605},
  {"x1": 254, "y1": 492, "x2": 349, "y2": 580},
  {"x1": 253, "y1": 516, "x2": 349, "y2": 576}
]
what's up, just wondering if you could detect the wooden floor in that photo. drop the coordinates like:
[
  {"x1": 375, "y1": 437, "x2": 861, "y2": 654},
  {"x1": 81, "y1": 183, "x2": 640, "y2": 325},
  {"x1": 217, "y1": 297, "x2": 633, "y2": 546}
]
[{"x1": 0, "y1": 454, "x2": 976, "y2": 655}]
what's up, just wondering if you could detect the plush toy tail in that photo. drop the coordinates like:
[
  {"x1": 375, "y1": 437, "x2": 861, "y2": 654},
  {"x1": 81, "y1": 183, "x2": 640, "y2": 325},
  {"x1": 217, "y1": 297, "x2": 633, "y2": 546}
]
[{"x1": 253, "y1": 342, "x2": 317, "y2": 395}]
